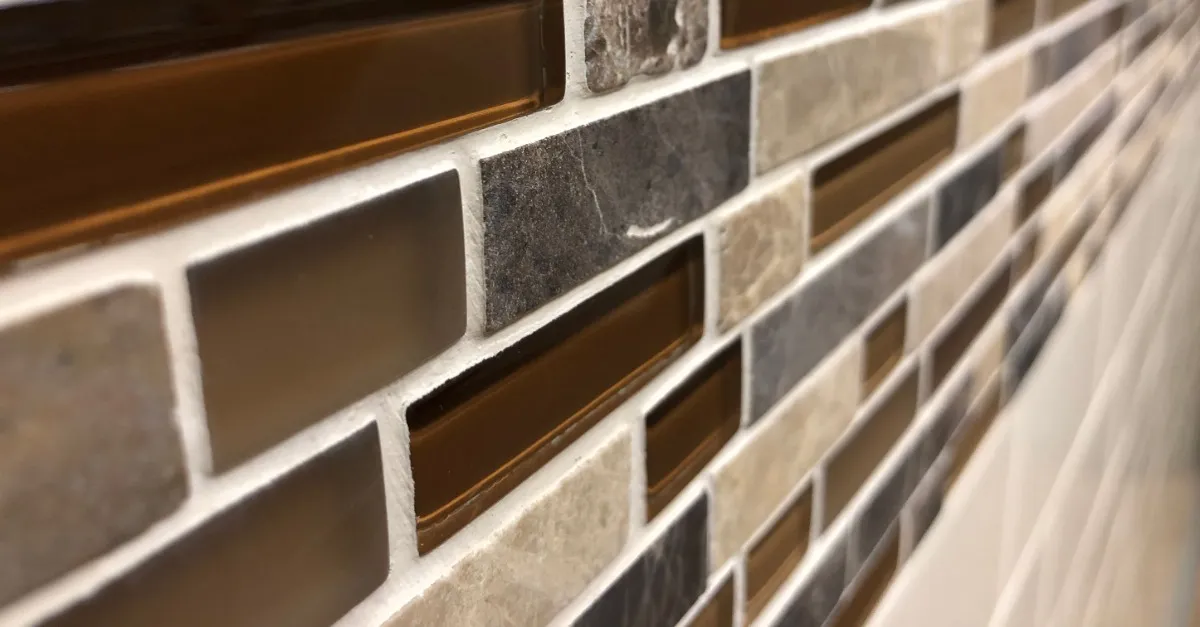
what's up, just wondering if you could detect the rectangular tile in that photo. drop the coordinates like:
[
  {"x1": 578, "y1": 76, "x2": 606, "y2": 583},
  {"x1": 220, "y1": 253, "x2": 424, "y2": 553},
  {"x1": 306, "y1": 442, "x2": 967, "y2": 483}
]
[
  {"x1": 960, "y1": 52, "x2": 1030, "y2": 147},
  {"x1": 946, "y1": 378, "x2": 1002, "y2": 487},
  {"x1": 849, "y1": 465, "x2": 908, "y2": 574},
  {"x1": 774, "y1": 539, "x2": 849, "y2": 627},
  {"x1": 755, "y1": 9, "x2": 945, "y2": 172},
  {"x1": 1057, "y1": 97, "x2": 1116, "y2": 180},
  {"x1": 913, "y1": 377, "x2": 973, "y2": 478},
  {"x1": 720, "y1": 0, "x2": 869, "y2": 48},
  {"x1": 482, "y1": 72, "x2": 749, "y2": 331},
  {"x1": 574, "y1": 496, "x2": 708, "y2": 627},
  {"x1": 1036, "y1": 9, "x2": 1124, "y2": 89},
  {"x1": 988, "y1": 0, "x2": 1036, "y2": 50},
  {"x1": 1018, "y1": 161, "x2": 1056, "y2": 226},
  {"x1": 0, "y1": 0, "x2": 563, "y2": 266},
  {"x1": 645, "y1": 341, "x2": 742, "y2": 520},
  {"x1": 1026, "y1": 46, "x2": 1118, "y2": 158},
  {"x1": 746, "y1": 486, "x2": 814, "y2": 622},
  {"x1": 584, "y1": 0, "x2": 705, "y2": 92},
  {"x1": 1002, "y1": 125, "x2": 1027, "y2": 180},
  {"x1": 825, "y1": 366, "x2": 919, "y2": 524},
  {"x1": 831, "y1": 533, "x2": 899, "y2": 627},
  {"x1": 0, "y1": 287, "x2": 184, "y2": 605},
  {"x1": 929, "y1": 262, "x2": 1011, "y2": 390},
  {"x1": 408, "y1": 239, "x2": 703, "y2": 554},
  {"x1": 1011, "y1": 229, "x2": 1040, "y2": 284},
  {"x1": 945, "y1": 0, "x2": 989, "y2": 77},
  {"x1": 864, "y1": 299, "x2": 908, "y2": 397},
  {"x1": 1008, "y1": 280, "x2": 1067, "y2": 385},
  {"x1": 750, "y1": 200, "x2": 927, "y2": 421},
  {"x1": 44, "y1": 425, "x2": 389, "y2": 627},
  {"x1": 687, "y1": 575, "x2": 735, "y2": 627},
  {"x1": 189, "y1": 171, "x2": 466, "y2": 473},
  {"x1": 903, "y1": 470, "x2": 945, "y2": 554},
  {"x1": 935, "y1": 146, "x2": 1004, "y2": 250},
  {"x1": 811, "y1": 94, "x2": 958, "y2": 254}
]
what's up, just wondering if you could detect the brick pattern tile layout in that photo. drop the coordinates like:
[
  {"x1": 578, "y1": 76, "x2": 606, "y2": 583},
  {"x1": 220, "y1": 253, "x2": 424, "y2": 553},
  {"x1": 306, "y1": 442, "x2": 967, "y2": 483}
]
[{"x1": 0, "y1": 0, "x2": 1196, "y2": 624}]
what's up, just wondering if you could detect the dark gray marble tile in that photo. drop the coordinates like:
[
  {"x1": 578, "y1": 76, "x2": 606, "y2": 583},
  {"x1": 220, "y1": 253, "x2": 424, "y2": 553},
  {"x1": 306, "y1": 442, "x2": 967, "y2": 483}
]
[
  {"x1": 773, "y1": 539, "x2": 848, "y2": 627},
  {"x1": 585, "y1": 0, "x2": 707, "y2": 93},
  {"x1": 482, "y1": 72, "x2": 750, "y2": 331},
  {"x1": 749, "y1": 200, "x2": 928, "y2": 422},
  {"x1": 0, "y1": 287, "x2": 186, "y2": 605},
  {"x1": 935, "y1": 147, "x2": 1003, "y2": 251},
  {"x1": 574, "y1": 495, "x2": 708, "y2": 627},
  {"x1": 1008, "y1": 279, "x2": 1067, "y2": 386},
  {"x1": 849, "y1": 464, "x2": 909, "y2": 575}
]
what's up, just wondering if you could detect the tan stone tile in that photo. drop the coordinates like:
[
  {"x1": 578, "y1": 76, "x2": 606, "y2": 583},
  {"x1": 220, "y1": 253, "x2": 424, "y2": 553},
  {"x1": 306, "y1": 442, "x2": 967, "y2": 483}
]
[
  {"x1": 386, "y1": 426, "x2": 631, "y2": 626},
  {"x1": 710, "y1": 341, "x2": 862, "y2": 570},
  {"x1": 717, "y1": 172, "x2": 808, "y2": 331},
  {"x1": 960, "y1": 51, "x2": 1032, "y2": 146},
  {"x1": 944, "y1": 0, "x2": 989, "y2": 78},
  {"x1": 1026, "y1": 46, "x2": 1119, "y2": 158}
]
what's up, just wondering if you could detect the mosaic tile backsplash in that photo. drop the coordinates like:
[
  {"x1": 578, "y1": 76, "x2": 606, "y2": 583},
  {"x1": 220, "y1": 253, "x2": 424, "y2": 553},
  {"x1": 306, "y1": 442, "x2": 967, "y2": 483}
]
[{"x1": 0, "y1": 0, "x2": 1197, "y2": 624}]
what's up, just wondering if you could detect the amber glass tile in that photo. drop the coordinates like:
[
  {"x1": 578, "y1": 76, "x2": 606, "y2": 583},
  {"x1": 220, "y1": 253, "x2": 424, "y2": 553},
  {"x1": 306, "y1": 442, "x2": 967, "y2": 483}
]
[
  {"x1": 1011, "y1": 230, "x2": 1040, "y2": 286},
  {"x1": 1046, "y1": 0, "x2": 1089, "y2": 20},
  {"x1": 189, "y1": 172, "x2": 465, "y2": 472},
  {"x1": 989, "y1": 0, "x2": 1037, "y2": 50},
  {"x1": 828, "y1": 534, "x2": 899, "y2": 627},
  {"x1": 746, "y1": 486, "x2": 813, "y2": 623},
  {"x1": 0, "y1": 0, "x2": 564, "y2": 267},
  {"x1": 825, "y1": 368, "x2": 919, "y2": 523},
  {"x1": 864, "y1": 299, "x2": 907, "y2": 397},
  {"x1": 1002, "y1": 125, "x2": 1027, "y2": 181},
  {"x1": 44, "y1": 425, "x2": 388, "y2": 627},
  {"x1": 691, "y1": 575, "x2": 736, "y2": 627},
  {"x1": 720, "y1": 0, "x2": 870, "y2": 49},
  {"x1": 408, "y1": 239, "x2": 704, "y2": 554},
  {"x1": 931, "y1": 265, "x2": 1011, "y2": 389},
  {"x1": 1018, "y1": 163, "x2": 1055, "y2": 226},
  {"x1": 646, "y1": 341, "x2": 741, "y2": 520},
  {"x1": 811, "y1": 94, "x2": 958, "y2": 255},
  {"x1": 946, "y1": 380, "x2": 1001, "y2": 488}
]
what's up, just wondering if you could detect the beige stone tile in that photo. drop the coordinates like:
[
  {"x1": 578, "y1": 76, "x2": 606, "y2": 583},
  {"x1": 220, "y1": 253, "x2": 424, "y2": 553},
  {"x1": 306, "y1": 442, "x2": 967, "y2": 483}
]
[
  {"x1": 717, "y1": 172, "x2": 808, "y2": 331},
  {"x1": 960, "y1": 50, "x2": 1032, "y2": 146},
  {"x1": 710, "y1": 341, "x2": 863, "y2": 570},
  {"x1": 971, "y1": 318, "x2": 1006, "y2": 393},
  {"x1": 385, "y1": 426, "x2": 631, "y2": 626},
  {"x1": 910, "y1": 193, "x2": 1014, "y2": 345},
  {"x1": 1026, "y1": 46, "x2": 1119, "y2": 158},
  {"x1": 944, "y1": 0, "x2": 989, "y2": 79},
  {"x1": 755, "y1": 8, "x2": 945, "y2": 172}
]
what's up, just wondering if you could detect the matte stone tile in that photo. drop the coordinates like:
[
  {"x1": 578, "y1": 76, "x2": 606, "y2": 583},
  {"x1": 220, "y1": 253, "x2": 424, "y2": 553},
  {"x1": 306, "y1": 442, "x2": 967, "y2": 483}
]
[
  {"x1": 1036, "y1": 9, "x2": 1124, "y2": 89},
  {"x1": 944, "y1": 0, "x2": 988, "y2": 78},
  {"x1": 918, "y1": 376, "x2": 973, "y2": 474},
  {"x1": 773, "y1": 540, "x2": 848, "y2": 627},
  {"x1": 1007, "y1": 279, "x2": 1067, "y2": 385},
  {"x1": 960, "y1": 51, "x2": 1031, "y2": 146},
  {"x1": 387, "y1": 426, "x2": 631, "y2": 627},
  {"x1": 1026, "y1": 47, "x2": 1119, "y2": 158},
  {"x1": 584, "y1": 0, "x2": 706, "y2": 93},
  {"x1": 717, "y1": 173, "x2": 808, "y2": 331},
  {"x1": 935, "y1": 147, "x2": 1004, "y2": 250},
  {"x1": 988, "y1": 0, "x2": 1036, "y2": 50},
  {"x1": 711, "y1": 342, "x2": 862, "y2": 570},
  {"x1": 1057, "y1": 97, "x2": 1116, "y2": 180},
  {"x1": 849, "y1": 464, "x2": 909, "y2": 575},
  {"x1": 190, "y1": 171, "x2": 466, "y2": 472},
  {"x1": 755, "y1": 9, "x2": 945, "y2": 173},
  {"x1": 749, "y1": 200, "x2": 927, "y2": 421},
  {"x1": 0, "y1": 287, "x2": 185, "y2": 605},
  {"x1": 574, "y1": 495, "x2": 708, "y2": 627},
  {"x1": 482, "y1": 72, "x2": 750, "y2": 330},
  {"x1": 44, "y1": 425, "x2": 388, "y2": 627},
  {"x1": 903, "y1": 468, "x2": 945, "y2": 554}
]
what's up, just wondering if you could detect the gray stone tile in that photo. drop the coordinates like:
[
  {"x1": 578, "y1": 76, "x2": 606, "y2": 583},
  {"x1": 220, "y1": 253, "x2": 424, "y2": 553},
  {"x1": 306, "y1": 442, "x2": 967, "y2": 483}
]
[
  {"x1": 584, "y1": 0, "x2": 707, "y2": 93},
  {"x1": 773, "y1": 539, "x2": 848, "y2": 627},
  {"x1": 749, "y1": 200, "x2": 928, "y2": 422},
  {"x1": 849, "y1": 464, "x2": 908, "y2": 576},
  {"x1": 0, "y1": 287, "x2": 186, "y2": 605},
  {"x1": 1007, "y1": 279, "x2": 1068, "y2": 386},
  {"x1": 482, "y1": 72, "x2": 751, "y2": 331},
  {"x1": 935, "y1": 147, "x2": 1004, "y2": 251}
]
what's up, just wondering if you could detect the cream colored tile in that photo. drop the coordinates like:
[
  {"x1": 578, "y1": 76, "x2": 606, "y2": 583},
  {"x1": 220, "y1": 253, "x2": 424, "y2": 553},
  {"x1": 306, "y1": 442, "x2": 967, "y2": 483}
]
[
  {"x1": 1026, "y1": 46, "x2": 1119, "y2": 159},
  {"x1": 960, "y1": 50, "x2": 1032, "y2": 146},
  {"x1": 943, "y1": 0, "x2": 988, "y2": 78}
]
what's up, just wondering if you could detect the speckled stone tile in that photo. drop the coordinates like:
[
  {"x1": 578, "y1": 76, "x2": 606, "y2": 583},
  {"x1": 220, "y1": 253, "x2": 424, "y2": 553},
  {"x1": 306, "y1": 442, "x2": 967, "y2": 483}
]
[
  {"x1": 749, "y1": 199, "x2": 928, "y2": 422},
  {"x1": 573, "y1": 495, "x2": 707, "y2": 627},
  {"x1": 943, "y1": 0, "x2": 988, "y2": 78},
  {"x1": 710, "y1": 342, "x2": 862, "y2": 570},
  {"x1": 482, "y1": 72, "x2": 750, "y2": 331},
  {"x1": 960, "y1": 51, "x2": 1031, "y2": 146},
  {"x1": 584, "y1": 0, "x2": 707, "y2": 93},
  {"x1": 754, "y1": 9, "x2": 945, "y2": 173},
  {"x1": 1026, "y1": 46, "x2": 1119, "y2": 159},
  {"x1": 386, "y1": 426, "x2": 631, "y2": 627},
  {"x1": 848, "y1": 463, "x2": 910, "y2": 575},
  {"x1": 935, "y1": 146, "x2": 1004, "y2": 251},
  {"x1": 0, "y1": 286, "x2": 185, "y2": 605},
  {"x1": 773, "y1": 540, "x2": 848, "y2": 627},
  {"x1": 911, "y1": 192, "x2": 1014, "y2": 344},
  {"x1": 716, "y1": 172, "x2": 808, "y2": 331},
  {"x1": 1007, "y1": 279, "x2": 1068, "y2": 386}
]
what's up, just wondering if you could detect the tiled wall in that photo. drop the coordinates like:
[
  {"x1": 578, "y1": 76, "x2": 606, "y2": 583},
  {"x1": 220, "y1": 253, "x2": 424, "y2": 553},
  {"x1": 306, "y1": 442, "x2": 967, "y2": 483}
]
[{"x1": 0, "y1": 0, "x2": 1196, "y2": 624}]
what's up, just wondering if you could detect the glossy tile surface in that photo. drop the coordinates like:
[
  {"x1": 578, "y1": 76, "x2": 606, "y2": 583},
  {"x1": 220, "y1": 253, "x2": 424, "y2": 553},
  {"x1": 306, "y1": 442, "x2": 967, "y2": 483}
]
[
  {"x1": 930, "y1": 263, "x2": 1010, "y2": 389},
  {"x1": 989, "y1": 0, "x2": 1036, "y2": 50},
  {"x1": 408, "y1": 239, "x2": 703, "y2": 553},
  {"x1": 689, "y1": 575, "x2": 735, "y2": 627},
  {"x1": 190, "y1": 171, "x2": 466, "y2": 473},
  {"x1": 864, "y1": 299, "x2": 907, "y2": 397},
  {"x1": 720, "y1": 0, "x2": 869, "y2": 48},
  {"x1": 746, "y1": 486, "x2": 813, "y2": 622}
]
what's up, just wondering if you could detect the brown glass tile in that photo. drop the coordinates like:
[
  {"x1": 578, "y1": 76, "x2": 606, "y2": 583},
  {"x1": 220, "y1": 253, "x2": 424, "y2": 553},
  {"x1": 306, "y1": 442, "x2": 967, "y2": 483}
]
[
  {"x1": 1002, "y1": 125, "x2": 1027, "y2": 181},
  {"x1": 828, "y1": 533, "x2": 899, "y2": 627},
  {"x1": 690, "y1": 575, "x2": 736, "y2": 627},
  {"x1": 811, "y1": 94, "x2": 958, "y2": 254},
  {"x1": 0, "y1": 0, "x2": 564, "y2": 267},
  {"x1": 930, "y1": 264, "x2": 1011, "y2": 389},
  {"x1": 408, "y1": 239, "x2": 705, "y2": 554},
  {"x1": 947, "y1": 380, "x2": 1002, "y2": 488},
  {"x1": 746, "y1": 486, "x2": 813, "y2": 623},
  {"x1": 1011, "y1": 230, "x2": 1040, "y2": 287},
  {"x1": 825, "y1": 367, "x2": 919, "y2": 523},
  {"x1": 44, "y1": 425, "x2": 389, "y2": 627},
  {"x1": 1046, "y1": 0, "x2": 1089, "y2": 21},
  {"x1": 189, "y1": 171, "x2": 465, "y2": 472},
  {"x1": 1018, "y1": 163, "x2": 1055, "y2": 226},
  {"x1": 864, "y1": 299, "x2": 907, "y2": 397},
  {"x1": 989, "y1": 0, "x2": 1037, "y2": 50},
  {"x1": 646, "y1": 341, "x2": 742, "y2": 520},
  {"x1": 720, "y1": 0, "x2": 870, "y2": 49}
]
